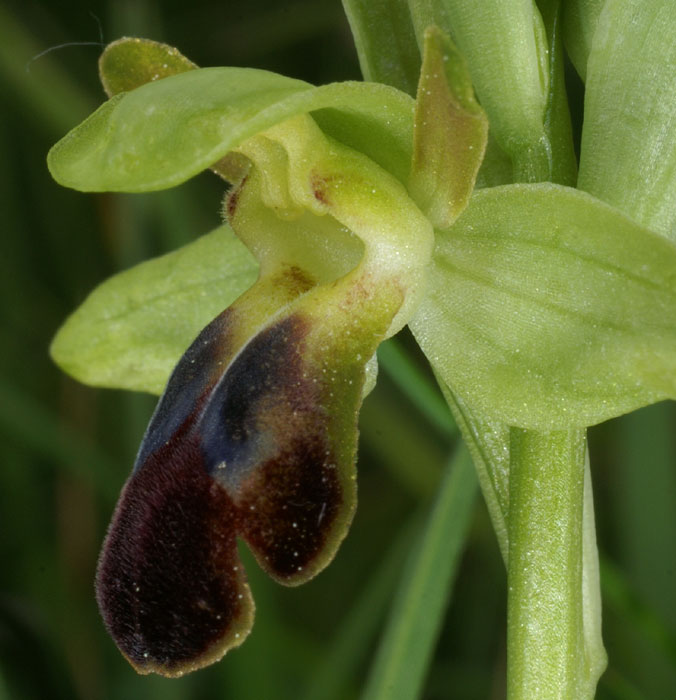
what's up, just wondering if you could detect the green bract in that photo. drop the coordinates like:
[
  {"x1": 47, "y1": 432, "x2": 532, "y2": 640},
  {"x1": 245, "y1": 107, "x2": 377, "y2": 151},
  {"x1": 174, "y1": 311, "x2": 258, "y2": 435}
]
[
  {"x1": 562, "y1": 0, "x2": 605, "y2": 80},
  {"x1": 342, "y1": 0, "x2": 422, "y2": 96}
]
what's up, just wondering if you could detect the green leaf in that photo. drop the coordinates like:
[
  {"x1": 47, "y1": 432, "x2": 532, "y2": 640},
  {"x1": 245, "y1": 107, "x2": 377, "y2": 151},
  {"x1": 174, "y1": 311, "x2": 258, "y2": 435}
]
[
  {"x1": 50, "y1": 225, "x2": 258, "y2": 395},
  {"x1": 578, "y1": 0, "x2": 676, "y2": 241},
  {"x1": 409, "y1": 26, "x2": 488, "y2": 229},
  {"x1": 410, "y1": 183, "x2": 676, "y2": 430},
  {"x1": 341, "y1": 0, "x2": 421, "y2": 96},
  {"x1": 47, "y1": 67, "x2": 415, "y2": 193},
  {"x1": 439, "y1": 0, "x2": 551, "y2": 181},
  {"x1": 377, "y1": 339, "x2": 457, "y2": 440},
  {"x1": 361, "y1": 445, "x2": 478, "y2": 700}
]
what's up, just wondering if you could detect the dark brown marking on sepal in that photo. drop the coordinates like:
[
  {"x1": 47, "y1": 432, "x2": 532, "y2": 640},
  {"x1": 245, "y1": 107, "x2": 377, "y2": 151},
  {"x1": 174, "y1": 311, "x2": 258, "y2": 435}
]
[{"x1": 96, "y1": 425, "x2": 253, "y2": 676}]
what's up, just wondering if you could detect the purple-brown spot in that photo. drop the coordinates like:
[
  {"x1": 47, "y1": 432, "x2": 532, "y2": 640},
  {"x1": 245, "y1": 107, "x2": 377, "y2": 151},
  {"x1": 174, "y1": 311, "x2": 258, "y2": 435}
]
[
  {"x1": 225, "y1": 175, "x2": 247, "y2": 220},
  {"x1": 311, "y1": 173, "x2": 333, "y2": 206},
  {"x1": 274, "y1": 265, "x2": 315, "y2": 297}
]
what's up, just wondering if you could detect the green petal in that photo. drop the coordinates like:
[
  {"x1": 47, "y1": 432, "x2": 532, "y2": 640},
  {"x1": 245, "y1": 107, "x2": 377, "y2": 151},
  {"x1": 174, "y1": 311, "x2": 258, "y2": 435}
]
[
  {"x1": 411, "y1": 183, "x2": 676, "y2": 429},
  {"x1": 578, "y1": 0, "x2": 676, "y2": 240},
  {"x1": 409, "y1": 26, "x2": 488, "y2": 229},
  {"x1": 47, "y1": 67, "x2": 415, "y2": 193},
  {"x1": 50, "y1": 225, "x2": 258, "y2": 395}
]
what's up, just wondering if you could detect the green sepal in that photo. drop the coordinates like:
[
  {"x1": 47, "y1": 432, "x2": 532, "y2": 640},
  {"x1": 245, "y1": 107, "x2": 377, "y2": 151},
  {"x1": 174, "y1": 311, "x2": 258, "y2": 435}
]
[
  {"x1": 98, "y1": 36, "x2": 197, "y2": 98},
  {"x1": 47, "y1": 67, "x2": 415, "y2": 193},
  {"x1": 50, "y1": 225, "x2": 258, "y2": 395},
  {"x1": 578, "y1": 0, "x2": 676, "y2": 240},
  {"x1": 409, "y1": 26, "x2": 488, "y2": 229},
  {"x1": 97, "y1": 38, "x2": 269, "y2": 184},
  {"x1": 411, "y1": 183, "x2": 676, "y2": 430}
]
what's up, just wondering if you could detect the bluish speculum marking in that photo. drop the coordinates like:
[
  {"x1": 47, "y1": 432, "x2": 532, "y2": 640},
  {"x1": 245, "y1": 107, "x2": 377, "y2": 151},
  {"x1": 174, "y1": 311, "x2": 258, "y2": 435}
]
[
  {"x1": 200, "y1": 315, "x2": 318, "y2": 482},
  {"x1": 134, "y1": 309, "x2": 235, "y2": 470}
]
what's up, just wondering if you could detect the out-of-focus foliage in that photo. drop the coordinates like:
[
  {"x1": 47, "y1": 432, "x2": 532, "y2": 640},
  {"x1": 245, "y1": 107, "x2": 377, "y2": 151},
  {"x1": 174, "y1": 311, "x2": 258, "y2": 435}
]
[{"x1": 1, "y1": 1, "x2": 675, "y2": 698}]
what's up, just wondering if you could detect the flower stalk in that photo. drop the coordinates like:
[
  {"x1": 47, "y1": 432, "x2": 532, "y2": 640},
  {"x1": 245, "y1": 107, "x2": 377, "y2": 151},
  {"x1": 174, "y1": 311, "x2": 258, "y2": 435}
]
[{"x1": 507, "y1": 429, "x2": 600, "y2": 699}]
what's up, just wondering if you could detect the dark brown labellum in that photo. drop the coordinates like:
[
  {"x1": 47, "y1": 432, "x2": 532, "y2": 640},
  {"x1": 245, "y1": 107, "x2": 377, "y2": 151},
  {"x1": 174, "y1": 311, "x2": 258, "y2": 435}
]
[{"x1": 96, "y1": 310, "x2": 349, "y2": 675}]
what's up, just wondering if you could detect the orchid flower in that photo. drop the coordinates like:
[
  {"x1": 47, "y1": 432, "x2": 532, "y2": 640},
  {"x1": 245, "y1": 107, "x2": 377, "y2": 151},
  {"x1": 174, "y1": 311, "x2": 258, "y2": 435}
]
[{"x1": 48, "y1": 2, "x2": 676, "y2": 697}]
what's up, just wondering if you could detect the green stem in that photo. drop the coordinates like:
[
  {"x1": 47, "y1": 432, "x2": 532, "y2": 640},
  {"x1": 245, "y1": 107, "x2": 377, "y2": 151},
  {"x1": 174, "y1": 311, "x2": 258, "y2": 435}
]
[{"x1": 507, "y1": 428, "x2": 587, "y2": 700}]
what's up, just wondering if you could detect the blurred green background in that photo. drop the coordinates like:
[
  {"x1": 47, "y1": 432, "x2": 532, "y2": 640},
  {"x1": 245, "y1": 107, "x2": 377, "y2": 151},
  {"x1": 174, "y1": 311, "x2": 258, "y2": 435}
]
[{"x1": 1, "y1": 1, "x2": 675, "y2": 698}]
